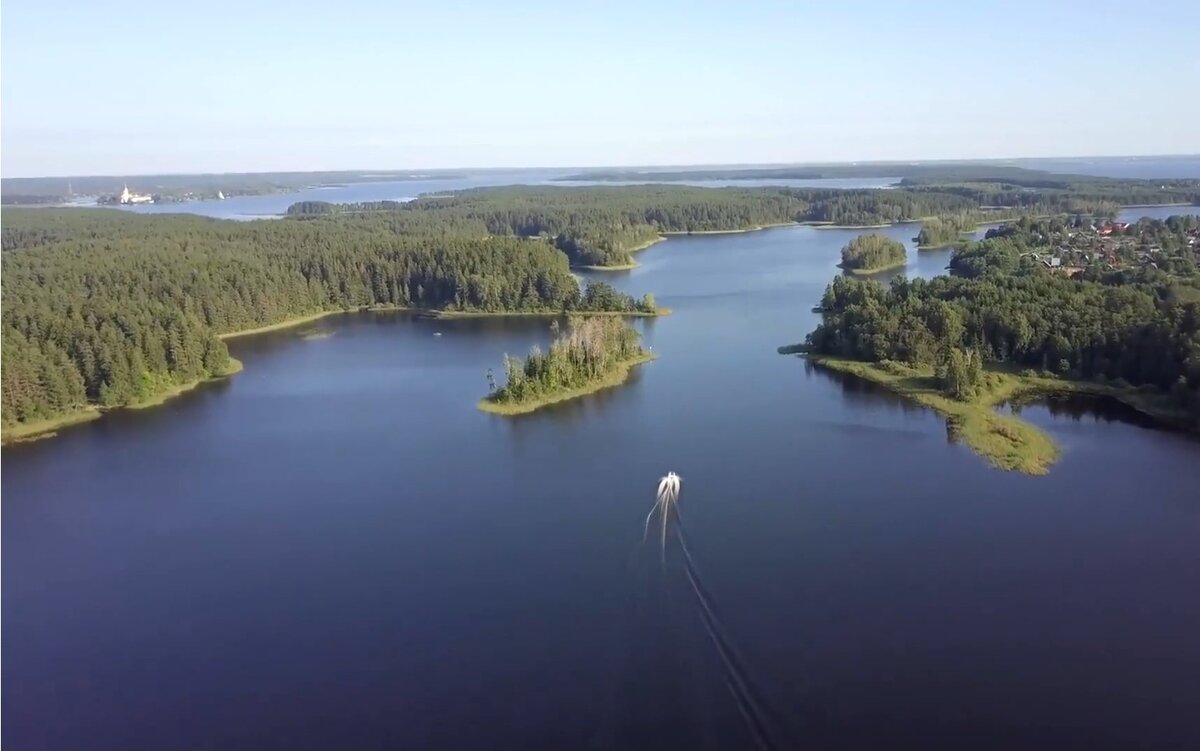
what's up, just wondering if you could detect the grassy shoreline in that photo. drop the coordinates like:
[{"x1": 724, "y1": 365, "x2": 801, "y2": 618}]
[
  {"x1": 577, "y1": 262, "x2": 639, "y2": 271},
  {"x1": 791, "y1": 354, "x2": 1192, "y2": 474},
  {"x1": 425, "y1": 307, "x2": 670, "y2": 319},
  {"x1": 126, "y1": 358, "x2": 244, "y2": 409},
  {"x1": 807, "y1": 221, "x2": 894, "y2": 230},
  {"x1": 1, "y1": 408, "x2": 103, "y2": 445},
  {"x1": 839, "y1": 259, "x2": 908, "y2": 275},
  {"x1": 627, "y1": 235, "x2": 667, "y2": 252},
  {"x1": 478, "y1": 353, "x2": 655, "y2": 416},
  {"x1": 222, "y1": 303, "x2": 669, "y2": 338},
  {"x1": 219, "y1": 311, "x2": 349, "y2": 339},
  {"x1": 661, "y1": 222, "x2": 797, "y2": 236},
  {"x1": 2, "y1": 358, "x2": 244, "y2": 446}
]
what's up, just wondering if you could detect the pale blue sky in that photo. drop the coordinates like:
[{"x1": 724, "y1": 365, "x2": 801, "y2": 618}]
[{"x1": 3, "y1": 0, "x2": 1198, "y2": 176}]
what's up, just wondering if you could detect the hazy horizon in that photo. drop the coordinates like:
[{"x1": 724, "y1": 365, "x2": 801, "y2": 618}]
[
  {"x1": 5, "y1": 152, "x2": 1200, "y2": 182},
  {"x1": 4, "y1": 0, "x2": 1199, "y2": 177}
]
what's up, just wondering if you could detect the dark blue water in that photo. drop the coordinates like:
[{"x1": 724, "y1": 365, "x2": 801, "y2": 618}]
[{"x1": 5, "y1": 225, "x2": 1200, "y2": 749}]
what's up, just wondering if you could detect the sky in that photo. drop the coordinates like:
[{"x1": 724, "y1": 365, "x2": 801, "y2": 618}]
[{"x1": 3, "y1": 0, "x2": 1199, "y2": 177}]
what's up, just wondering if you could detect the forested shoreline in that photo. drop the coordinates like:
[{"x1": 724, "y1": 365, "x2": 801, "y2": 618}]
[
  {"x1": 0, "y1": 208, "x2": 657, "y2": 439},
  {"x1": 790, "y1": 215, "x2": 1200, "y2": 470}
]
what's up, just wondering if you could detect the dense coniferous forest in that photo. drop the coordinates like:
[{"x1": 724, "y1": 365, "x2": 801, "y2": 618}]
[
  {"x1": 0, "y1": 208, "x2": 651, "y2": 431},
  {"x1": 806, "y1": 219, "x2": 1200, "y2": 424},
  {"x1": 288, "y1": 186, "x2": 813, "y2": 267},
  {"x1": 485, "y1": 316, "x2": 645, "y2": 407},
  {"x1": 798, "y1": 190, "x2": 979, "y2": 225},
  {"x1": 839, "y1": 234, "x2": 907, "y2": 272}
]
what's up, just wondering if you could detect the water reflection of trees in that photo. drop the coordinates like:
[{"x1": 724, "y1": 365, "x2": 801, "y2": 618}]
[
  {"x1": 486, "y1": 367, "x2": 646, "y2": 449},
  {"x1": 804, "y1": 360, "x2": 925, "y2": 416},
  {"x1": 1014, "y1": 394, "x2": 1162, "y2": 430}
]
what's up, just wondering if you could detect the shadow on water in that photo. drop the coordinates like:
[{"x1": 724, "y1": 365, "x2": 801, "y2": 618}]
[
  {"x1": 1004, "y1": 392, "x2": 1190, "y2": 435},
  {"x1": 803, "y1": 359, "x2": 923, "y2": 415}
]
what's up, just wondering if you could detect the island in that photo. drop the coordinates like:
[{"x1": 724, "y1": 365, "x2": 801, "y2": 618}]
[
  {"x1": 479, "y1": 317, "x2": 652, "y2": 415},
  {"x1": 783, "y1": 215, "x2": 1200, "y2": 474},
  {"x1": 838, "y1": 234, "x2": 907, "y2": 273}
]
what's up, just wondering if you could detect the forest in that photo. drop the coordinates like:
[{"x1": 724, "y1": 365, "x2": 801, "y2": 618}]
[
  {"x1": 482, "y1": 316, "x2": 647, "y2": 411},
  {"x1": 805, "y1": 218, "x2": 1200, "y2": 425},
  {"x1": 839, "y1": 234, "x2": 907, "y2": 272},
  {"x1": 288, "y1": 186, "x2": 812, "y2": 267},
  {"x1": 0, "y1": 208, "x2": 653, "y2": 432}
]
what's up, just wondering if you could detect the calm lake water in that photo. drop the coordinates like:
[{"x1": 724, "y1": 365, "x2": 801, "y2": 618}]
[{"x1": 5, "y1": 224, "x2": 1200, "y2": 750}]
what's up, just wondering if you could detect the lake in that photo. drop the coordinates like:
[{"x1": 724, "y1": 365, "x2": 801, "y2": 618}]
[{"x1": 4, "y1": 224, "x2": 1199, "y2": 749}]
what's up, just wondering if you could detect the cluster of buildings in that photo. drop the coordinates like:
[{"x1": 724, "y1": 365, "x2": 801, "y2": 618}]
[{"x1": 1017, "y1": 219, "x2": 1199, "y2": 276}]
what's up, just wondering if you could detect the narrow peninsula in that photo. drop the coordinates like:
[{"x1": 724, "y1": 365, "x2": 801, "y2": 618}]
[{"x1": 479, "y1": 316, "x2": 651, "y2": 415}]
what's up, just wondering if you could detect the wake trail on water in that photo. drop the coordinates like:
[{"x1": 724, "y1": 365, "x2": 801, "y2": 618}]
[{"x1": 666, "y1": 507, "x2": 792, "y2": 750}]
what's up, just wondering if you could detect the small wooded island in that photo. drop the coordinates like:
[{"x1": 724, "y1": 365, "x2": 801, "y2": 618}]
[
  {"x1": 839, "y1": 234, "x2": 907, "y2": 273},
  {"x1": 479, "y1": 317, "x2": 651, "y2": 415},
  {"x1": 783, "y1": 215, "x2": 1200, "y2": 474}
]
